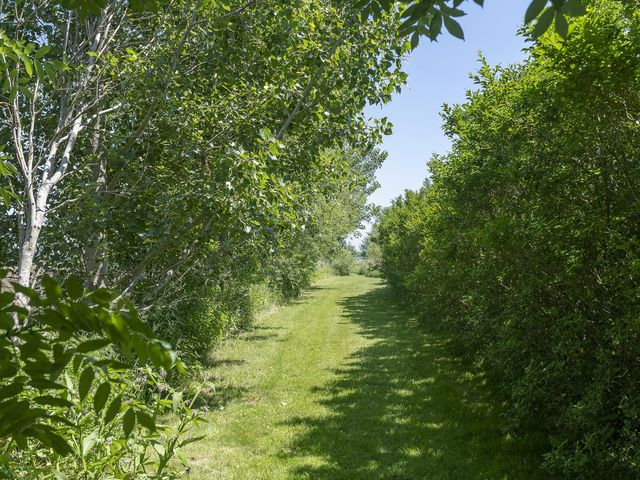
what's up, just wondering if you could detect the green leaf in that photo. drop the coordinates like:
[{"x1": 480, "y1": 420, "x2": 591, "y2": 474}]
[
  {"x1": 11, "y1": 283, "x2": 39, "y2": 303},
  {"x1": 428, "y1": 12, "x2": 443, "y2": 41},
  {"x1": 562, "y1": 0, "x2": 586, "y2": 17},
  {"x1": 0, "y1": 406, "x2": 43, "y2": 436},
  {"x1": 129, "y1": 0, "x2": 159, "y2": 13},
  {"x1": 0, "y1": 312, "x2": 14, "y2": 330},
  {"x1": 93, "y1": 359, "x2": 131, "y2": 370},
  {"x1": 532, "y1": 7, "x2": 555, "y2": 38},
  {"x1": 38, "y1": 309, "x2": 69, "y2": 330},
  {"x1": 443, "y1": 16, "x2": 464, "y2": 40},
  {"x1": 136, "y1": 410, "x2": 156, "y2": 431},
  {"x1": 440, "y1": 5, "x2": 465, "y2": 18},
  {"x1": 82, "y1": 428, "x2": 99, "y2": 457},
  {"x1": 22, "y1": 45, "x2": 34, "y2": 57},
  {"x1": 76, "y1": 338, "x2": 110, "y2": 354},
  {"x1": 0, "y1": 291, "x2": 14, "y2": 308},
  {"x1": 30, "y1": 378, "x2": 66, "y2": 390},
  {"x1": 34, "y1": 45, "x2": 51, "y2": 59},
  {"x1": 148, "y1": 344, "x2": 166, "y2": 369},
  {"x1": 36, "y1": 430, "x2": 74, "y2": 456},
  {"x1": 44, "y1": 62, "x2": 57, "y2": 84},
  {"x1": 176, "y1": 448, "x2": 188, "y2": 466},
  {"x1": 42, "y1": 275, "x2": 62, "y2": 303},
  {"x1": 131, "y1": 335, "x2": 149, "y2": 363},
  {"x1": 45, "y1": 415, "x2": 75, "y2": 428},
  {"x1": 0, "y1": 362, "x2": 18, "y2": 379},
  {"x1": 88, "y1": 288, "x2": 114, "y2": 304},
  {"x1": 93, "y1": 381, "x2": 111, "y2": 413},
  {"x1": 33, "y1": 395, "x2": 73, "y2": 408},
  {"x1": 178, "y1": 434, "x2": 206, "y2": 447},
  {"x1": 103, "y1": 395, "x2": 122, "y2": 424},
  {"x1": 78, "y1": 366, "x2": 94, "y2": 402},
  {"x1": 34, "y1": 60, "x2": 47, "y2": 83},
  {"x1": 63, "y1": 276, "x2": 84, "y2": 300},
  {"x1": 525, "y1": 0, "x2": 548, "y2": 24},
  {"x1": 153, "y1": 442, "x2": 166, "y2": 457},
  {"x1": 410, "y1": 31, "x2": 419, "y2": 50},
  {"x1": 22, "y1": 57, "x2": 33, "y2": 77},
  {"x1": 398, "y1": 15, "x2": 416, "y2": 36},
  {"x1": 72, "y1": 356, "x2": 82, "y2": 375},
  {"x1": 555, "y1": 13, "x2": 568, "y2": 38},
  {"x1": 122, "y1": 407, "x2": 135, "y2": 437},
  {"x1": 0, "y1": 379, "x2": 25, "y2": 400}
]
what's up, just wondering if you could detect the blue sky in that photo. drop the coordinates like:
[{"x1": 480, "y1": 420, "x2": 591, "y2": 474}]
[{"x1": 366, "y1": 1, "x2": 531, "y2": 208}]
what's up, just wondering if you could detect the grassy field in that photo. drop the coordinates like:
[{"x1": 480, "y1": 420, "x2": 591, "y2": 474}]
[{"x1": 184, "y1": 275, "x2": 542, "y2": 479}]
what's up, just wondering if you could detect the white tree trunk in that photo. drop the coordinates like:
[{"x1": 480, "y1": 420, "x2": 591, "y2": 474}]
[{"x1": 16, "y1": 115, "x2": 83, "y2": 290}]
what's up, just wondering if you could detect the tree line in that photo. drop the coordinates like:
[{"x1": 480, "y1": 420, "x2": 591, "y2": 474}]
[
  {"x1": 0, "y1": 0, "x2": 405, "y2": 475},
  {"x1": 373, "y1": 1, "x2": 640, "y2": 477}
]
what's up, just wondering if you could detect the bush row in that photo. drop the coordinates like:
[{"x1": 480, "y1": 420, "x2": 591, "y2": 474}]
[{"x1": 374, "y1": 3, "x2": 640, "y2": 477}]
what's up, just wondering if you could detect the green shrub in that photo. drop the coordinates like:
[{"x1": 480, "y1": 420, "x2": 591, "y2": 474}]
[
  {"x1": 248, "y1": 283, "x2": 280, "y2": 317},
  {"x1": 375, "y1": 3, "x2": 640, "y2": 477},
  {"x1": 0, "y1": 274, "x2": 202, "y2": 478},
  {"x1": 331, "y1": 248, "x2": 355, "y2": 276},
  {"x1": 150, "y1": 280, "x2": 254, "y2": 366},
  {"x1": 266, "y1": 250, "x2": 316, "y2": 300},
  {"x1": 354, "y1": 257, "x2": 383, "y2": 277}
]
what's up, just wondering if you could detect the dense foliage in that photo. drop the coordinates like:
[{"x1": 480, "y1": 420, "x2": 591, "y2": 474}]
[
  {"x1": 0, "y1": 0, "x2": 591, "y2": 476},
  {"x1": 375, "y1": 2, "x2": 640, "y2": 477},
  {"x1": 0, "y1": 0, "x2": 404, "y2": 356},
  {"x1": 0, "y1": 273, "x2": 202, "y2": 478},
  {"x1": 0, "y1": 0, "x2": 404, "y2": 474}
]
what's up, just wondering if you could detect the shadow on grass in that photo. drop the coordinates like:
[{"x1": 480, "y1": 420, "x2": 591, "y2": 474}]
[
  {"x1": 205, "y1": 358, "x2": 247, "y2": 368},
  {"x1": 283, "y1": 281, "x2": 543, "y2": 480},
  {"x1": 286, "y1": 285, "x2": 334, "y2": 306},
  {"x1": 195, "y1": 321, "x2": 289, "y2": 411},
  {"x1": 305, "y1": 285, "x2": 330, "y2": 292},
  {"x1": 193, "y1": 383, "x2": 250, "y2": 410},
  {"x1": 238, "y1": 333, "x2": 281, "y2": 342}
]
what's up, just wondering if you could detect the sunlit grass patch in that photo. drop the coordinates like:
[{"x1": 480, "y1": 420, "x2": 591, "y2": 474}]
[{"x1": 183, "y1": 275, "x2": 543, "y2": 479}]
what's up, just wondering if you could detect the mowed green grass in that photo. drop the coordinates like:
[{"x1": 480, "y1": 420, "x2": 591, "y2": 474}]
[{"x1": 184, "y1": 275, "x2": 542, "y2": 479}]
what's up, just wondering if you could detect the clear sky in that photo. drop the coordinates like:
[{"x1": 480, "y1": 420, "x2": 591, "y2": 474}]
[{"x1": 366, "y1": 1, "x2": 531, "y2": 209}]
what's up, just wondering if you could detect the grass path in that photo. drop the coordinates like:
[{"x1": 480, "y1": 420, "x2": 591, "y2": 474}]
[{"x1": 185, "y1": 275, "x2": 541, "y2": 479}]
